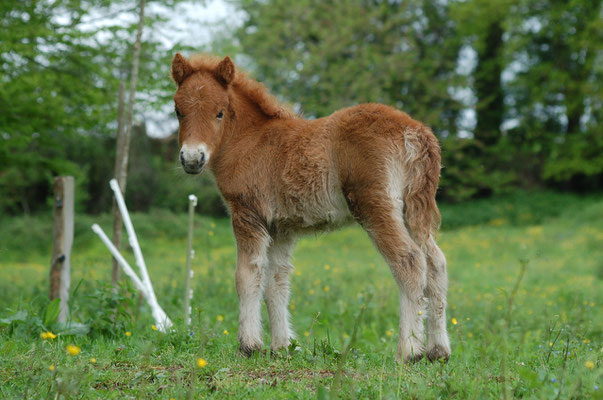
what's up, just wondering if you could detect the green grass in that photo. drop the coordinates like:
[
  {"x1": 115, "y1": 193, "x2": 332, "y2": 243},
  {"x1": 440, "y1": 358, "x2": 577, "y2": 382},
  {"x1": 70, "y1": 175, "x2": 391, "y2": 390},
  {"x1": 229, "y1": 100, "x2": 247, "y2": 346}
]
[{"x1": 1, "y1": 191, "x2": 602, "y2": 398}]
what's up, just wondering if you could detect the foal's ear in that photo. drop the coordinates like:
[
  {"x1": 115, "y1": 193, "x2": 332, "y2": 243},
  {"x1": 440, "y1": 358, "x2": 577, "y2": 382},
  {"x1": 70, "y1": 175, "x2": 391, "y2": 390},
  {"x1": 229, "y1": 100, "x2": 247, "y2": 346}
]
[
  {"x1": 215, "y1": 56, "x2": 235, "y2": 86},
  {"x1": 171, "y1": 52, "x2": 194, "y2": 85}
]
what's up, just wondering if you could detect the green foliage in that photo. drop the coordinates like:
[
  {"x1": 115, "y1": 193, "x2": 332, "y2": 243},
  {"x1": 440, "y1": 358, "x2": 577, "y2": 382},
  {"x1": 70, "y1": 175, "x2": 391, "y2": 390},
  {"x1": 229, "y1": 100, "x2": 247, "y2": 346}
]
[
  {"x1": 1, "y1": 0, "x2": 601, "y2": 216},
  {"x1": 235, "y1": 0, "x2": 463, "y2": 135}
]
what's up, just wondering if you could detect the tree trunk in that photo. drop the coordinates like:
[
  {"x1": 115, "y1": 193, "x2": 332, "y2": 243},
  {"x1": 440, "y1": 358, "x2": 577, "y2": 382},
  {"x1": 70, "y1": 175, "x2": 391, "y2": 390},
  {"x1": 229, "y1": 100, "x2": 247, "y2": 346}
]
[
  {"x1": 111, "y1": 81, "x2": 126, "y2": 284},
  {"x1": 111, "y1": 0, "x2": 146, "y2": 285},
  {"x1": 474, "y1": 20, "x2": 504, "y2": 147}
]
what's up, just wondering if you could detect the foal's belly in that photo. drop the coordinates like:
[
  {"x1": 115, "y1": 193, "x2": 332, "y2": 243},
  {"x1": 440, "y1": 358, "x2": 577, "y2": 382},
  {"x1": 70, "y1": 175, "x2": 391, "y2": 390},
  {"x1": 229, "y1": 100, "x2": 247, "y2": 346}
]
[{"x1": 275, "y1": 182, "x2": 354, "y2": 233}]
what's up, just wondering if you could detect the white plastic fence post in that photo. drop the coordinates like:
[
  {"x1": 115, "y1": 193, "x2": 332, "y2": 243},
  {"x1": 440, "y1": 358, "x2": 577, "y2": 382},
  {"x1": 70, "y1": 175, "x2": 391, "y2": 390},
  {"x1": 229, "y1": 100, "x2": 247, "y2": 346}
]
[{"x1": 184, "y1": 194, "x2": 197, "y2": 326}]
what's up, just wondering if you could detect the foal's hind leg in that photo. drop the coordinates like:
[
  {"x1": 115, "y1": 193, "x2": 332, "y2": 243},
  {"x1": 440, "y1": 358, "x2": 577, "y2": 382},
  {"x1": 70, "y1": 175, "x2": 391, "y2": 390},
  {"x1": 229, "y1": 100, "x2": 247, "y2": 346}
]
[
  {"x1": 264, "y1": 237, "x2": 295, "y2": 352},
  {"x1": 424, "y1": 237, "x2": 451, "y2": 361},
  {"x1": 351, "y1": 192, "x2": 427, "y2": 363}
]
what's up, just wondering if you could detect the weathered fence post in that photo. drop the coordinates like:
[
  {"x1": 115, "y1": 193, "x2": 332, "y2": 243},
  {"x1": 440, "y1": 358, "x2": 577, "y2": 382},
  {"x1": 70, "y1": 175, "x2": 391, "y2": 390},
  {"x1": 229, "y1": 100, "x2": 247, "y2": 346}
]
[{"x1": 49, "y1": 176, "x2": 74, "y2": 323}]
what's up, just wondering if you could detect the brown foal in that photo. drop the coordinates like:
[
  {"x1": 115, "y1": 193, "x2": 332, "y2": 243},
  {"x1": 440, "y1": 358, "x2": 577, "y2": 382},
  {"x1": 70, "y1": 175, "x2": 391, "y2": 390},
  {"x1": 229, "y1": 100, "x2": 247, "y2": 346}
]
[{"x1": 171, "y1": 53, "x2": 450, "y2": 363}]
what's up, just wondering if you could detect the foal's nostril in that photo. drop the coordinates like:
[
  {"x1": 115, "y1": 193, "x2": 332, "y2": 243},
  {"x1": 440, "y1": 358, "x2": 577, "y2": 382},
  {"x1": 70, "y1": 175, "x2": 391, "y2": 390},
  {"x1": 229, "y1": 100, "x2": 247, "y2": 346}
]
[
  {"x1": 179, "y1": 151, "x2": 185, "y2": 164},
  {"x1": 200, "y1": 152, "x2": 205, "y2": 164}
]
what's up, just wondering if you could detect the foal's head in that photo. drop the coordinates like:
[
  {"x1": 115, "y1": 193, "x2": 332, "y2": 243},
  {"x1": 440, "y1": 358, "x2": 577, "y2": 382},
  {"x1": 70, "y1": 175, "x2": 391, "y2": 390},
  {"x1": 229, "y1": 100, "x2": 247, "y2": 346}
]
[{"x1": 171, "y1": 53, "x2": 235, "y2": 174}]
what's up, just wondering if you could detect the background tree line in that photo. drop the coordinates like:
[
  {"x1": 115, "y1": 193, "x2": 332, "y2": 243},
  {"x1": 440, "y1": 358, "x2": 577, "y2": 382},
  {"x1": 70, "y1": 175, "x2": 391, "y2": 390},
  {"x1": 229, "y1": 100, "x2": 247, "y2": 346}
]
[{"x1": 1, "y1": 0, "x2": 601, "y2": 217}]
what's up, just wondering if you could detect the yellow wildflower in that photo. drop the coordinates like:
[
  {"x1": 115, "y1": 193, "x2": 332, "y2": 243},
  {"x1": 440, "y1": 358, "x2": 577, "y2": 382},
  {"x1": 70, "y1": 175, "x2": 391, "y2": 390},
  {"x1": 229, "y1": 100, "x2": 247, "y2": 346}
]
[
  {"x1": 385, "y1": 329, "x2": 393, "y2": 337},
  {"x1": 90, "y1": 358, "x2": 96, "y2": 363},
  {"x1": 125, "y1": 331, "x2": 131, "y2": 337},
  {"x1": 66, "y1": 344, "x2": 81, "y2": 356},
  {"x1": 223, "y1": 330, "x2": 229, "y2": 335},
  {"x1": 324, "y1": 265, "x2": 331, "y2": 270},
  {"x1": 549, "y1": 342, "x2": 553, "y2": 346},
  {"x1": 324, "y1": 286, "x2": 330, "y2": 292},
  {"x1": 418, "y1": 311, "x2": 422, "y2": 316},
  {"x1": 41, "y1": 331, "x2": 56, "y2": 340},
  {"x1": 196, "y1": 358, "x2": 208, "y2": 368},
  {"x1": 210, "y1": 222, "x2": 216, "y2": 228},
  {"x1": 49, "y1": 365, "x2": 55, "y2": 371},
  {"x1": 309, "y1": 289, "x2": 315, "y2": 295},
  {"x1": 451, "y1": 318, "x2": 458, "y2": 325},
  {"x1": 304, "y1": 331, "x2": 310, "y2": 337},
  {"x1": 583, "y1": 339, "x2": 590, "y2": 344},
  {"x1": 216, "y1": 315, "x2": 224, "y2": 322},
  {"x1": 151, "y1": 325, "x2": 157, "y2": 331},
  {"x1": 585, "y1": 360, "x2": 594, "y2": 369},
  {"x1": 468, "y1": 332, "x2": 473, "y2": 338}
]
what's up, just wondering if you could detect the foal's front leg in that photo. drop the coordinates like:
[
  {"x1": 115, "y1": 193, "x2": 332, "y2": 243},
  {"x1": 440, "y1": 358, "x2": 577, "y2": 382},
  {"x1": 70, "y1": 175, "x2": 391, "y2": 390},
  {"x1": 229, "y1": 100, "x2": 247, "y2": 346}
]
[
  {"x1": 233, "y1": 219, "x2": 270, "y2": 355},
  {"x1": 264, "y1": 238, "x2": 295, "y2": 352}
]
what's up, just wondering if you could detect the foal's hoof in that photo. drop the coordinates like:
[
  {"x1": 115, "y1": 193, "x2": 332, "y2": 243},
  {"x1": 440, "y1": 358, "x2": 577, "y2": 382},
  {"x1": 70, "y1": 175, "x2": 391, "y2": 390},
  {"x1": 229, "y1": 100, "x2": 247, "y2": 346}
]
[
  {"x1": 396, "y1": 351, "x2": 424, "y2": 364},
  {"x1": 405, "y1": 353, "x2": 424, "y2": 364},
  {"x1": 238, "y1": 344, "x2": 264, "y2": 357},
  {"x1": 426, "y1": 345, "x2": 450, "y2": 363}
]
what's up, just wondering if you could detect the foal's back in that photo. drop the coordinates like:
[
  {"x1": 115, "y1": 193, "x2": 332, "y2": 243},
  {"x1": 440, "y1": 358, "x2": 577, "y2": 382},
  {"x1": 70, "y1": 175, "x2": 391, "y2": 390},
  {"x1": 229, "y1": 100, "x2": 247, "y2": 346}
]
[{"x1": 249, "y1": 102, "x2": 436, "y2": 235}]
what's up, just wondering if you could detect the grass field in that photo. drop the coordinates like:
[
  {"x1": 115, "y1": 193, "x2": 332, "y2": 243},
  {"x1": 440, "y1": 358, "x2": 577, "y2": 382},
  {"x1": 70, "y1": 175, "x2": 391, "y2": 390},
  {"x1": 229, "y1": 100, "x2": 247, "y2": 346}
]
[{"x1": 1, "y1": 191, "x2": 601, "y2": 398}]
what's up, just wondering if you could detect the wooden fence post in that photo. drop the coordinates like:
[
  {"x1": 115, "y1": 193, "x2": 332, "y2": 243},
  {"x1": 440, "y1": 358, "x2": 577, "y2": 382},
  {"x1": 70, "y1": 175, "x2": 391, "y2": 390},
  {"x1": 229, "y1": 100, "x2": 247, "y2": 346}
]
[{"x1": 49, "y1": 176, "x2": 74, "y2": 324}]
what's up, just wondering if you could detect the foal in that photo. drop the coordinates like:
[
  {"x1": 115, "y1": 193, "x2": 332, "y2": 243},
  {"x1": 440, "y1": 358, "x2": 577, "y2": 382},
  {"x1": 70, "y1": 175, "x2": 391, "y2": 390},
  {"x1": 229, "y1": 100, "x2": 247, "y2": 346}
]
[{"x1": 171, "y1": 53, "x2": 450, "y2": 363}]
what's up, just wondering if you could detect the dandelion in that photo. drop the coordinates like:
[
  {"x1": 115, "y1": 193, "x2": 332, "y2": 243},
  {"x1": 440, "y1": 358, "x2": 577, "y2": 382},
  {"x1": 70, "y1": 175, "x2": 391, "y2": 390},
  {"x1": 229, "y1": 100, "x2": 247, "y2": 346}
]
[
  {"x1": 549, "y1": 342, "x2": 553, "y2": 347},
  {"x1": 583, "y1": 339, "x2": 590, "y2": 344},
  {"x1": 216, "y1": 315, "x2": 224, "y2": 322},
  {"x1": 125, "y1": 331, "x2": 131, "y2": 337},
  {"x1": 585, "y1": 360, "x2": 594, "y2": 369},
  {"x1": 451, "y1": 318, "x2": 458, "y2": 325},
  {"x1": 49, "y1": 365, "x2": 55, "y2": 371},
  {"x1": 324, "y1": 264, "x2": 331, "y2": 270},
  {"x1": 295, "y1": 270, "x2": 302, "y2": 276},
  {"x1": 290, "y1": 303, "x2": 295, "y2": 310},
  {"x1": 90, "y1": 358, "x2": 96, "y2": 363},
  {"x1": 343, "y1": 333, "x2": 350, "y2": 339},
  {"x1": 223, "y1": 330, "x2": 229, "y2": 335},
  {"x1": 210, "y1": 222, "x2": 216, "y2": 228},
  {"x1": 323, "y1": 285, "x2": 330, "y2": 292},
  {"x1": 41, "y1": 331, "x2": 56, "y2": 340},
  {"x1": 468, "y1": 332, "x2": 473, "y2": 338},
  {"x1": 304, "y1": 331, "x2": 310, "y2": 337},
  {"x1": 66, "y1": 344, "x2": 81, "y2": 356},
  {"x1": 309, "y1": 289, "x2": 315, "y2": 295},
  {"x1": 418, "y1": 311, "x2": 422, "y2": 316},
  {"x1": 497, "y1": 305, "x2": 503, "y2": 310},
  {"x1": 196, "y1": 358, "x2": 208, "y2": 368},
  {"x1": 385, "y1": 329, "x2": 393, "y2": 337},
  {"x1": 209, "y1": 231, "x2": 215, "y2": 237},
  {"x1": 151, "y1": 325, "x2": 157, "y2": 331}
]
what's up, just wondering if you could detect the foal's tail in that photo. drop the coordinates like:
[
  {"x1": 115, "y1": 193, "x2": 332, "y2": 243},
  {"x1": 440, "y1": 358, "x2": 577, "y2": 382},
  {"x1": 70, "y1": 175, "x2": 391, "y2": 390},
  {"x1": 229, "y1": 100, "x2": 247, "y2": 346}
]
[{"x1": 401, "y1": 126, "x2": 442, "y2": 243}]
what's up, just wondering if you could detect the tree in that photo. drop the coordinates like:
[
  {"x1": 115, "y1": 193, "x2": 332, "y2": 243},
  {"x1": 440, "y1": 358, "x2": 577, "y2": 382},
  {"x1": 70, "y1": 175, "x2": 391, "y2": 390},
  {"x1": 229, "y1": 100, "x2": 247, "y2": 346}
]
[{"x1": 234, "y1": 0, "x2": 463, "y2": 137}]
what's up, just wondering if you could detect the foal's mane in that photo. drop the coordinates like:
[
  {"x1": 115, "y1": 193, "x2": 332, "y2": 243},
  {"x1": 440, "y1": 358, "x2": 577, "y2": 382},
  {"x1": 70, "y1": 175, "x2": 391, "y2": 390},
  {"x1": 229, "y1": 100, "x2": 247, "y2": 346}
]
[{"x1": 189, "y1": 55, "x2": 295, "y2": 119}]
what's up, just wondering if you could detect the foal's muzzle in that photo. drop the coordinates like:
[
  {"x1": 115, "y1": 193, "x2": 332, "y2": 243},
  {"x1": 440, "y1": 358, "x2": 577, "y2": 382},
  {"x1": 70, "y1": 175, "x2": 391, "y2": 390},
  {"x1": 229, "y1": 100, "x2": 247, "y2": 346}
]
[{"x1": 180, "y1": 144, "x2": 209, "y2": 174}]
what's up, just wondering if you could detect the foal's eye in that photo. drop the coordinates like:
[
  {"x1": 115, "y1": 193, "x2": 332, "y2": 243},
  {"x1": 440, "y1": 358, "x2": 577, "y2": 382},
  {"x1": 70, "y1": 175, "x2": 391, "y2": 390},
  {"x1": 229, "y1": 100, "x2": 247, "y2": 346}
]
[
  {"x1": 175, "y1": 109, "x2": 183, "y2": 119},
  {"x1": 216, "y1": 110, "x2": 224, "y2": 119}
]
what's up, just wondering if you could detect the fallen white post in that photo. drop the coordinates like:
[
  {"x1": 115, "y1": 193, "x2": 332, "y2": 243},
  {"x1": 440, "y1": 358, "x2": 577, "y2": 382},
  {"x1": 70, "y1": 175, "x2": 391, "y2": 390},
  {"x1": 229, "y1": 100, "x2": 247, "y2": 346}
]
[
  {"x1": 91, "y1": 179, "x2": 172, "y2": 332},
  {"x1": 183, "y1": 194, "x2": 197, "y2": 326},
  {"x1": 92, "y1": 224, "x2": 147, "y2": 294}
]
